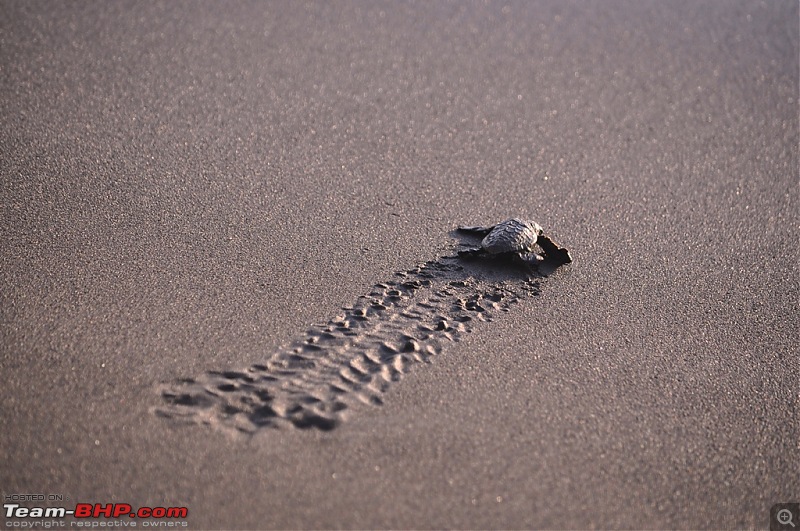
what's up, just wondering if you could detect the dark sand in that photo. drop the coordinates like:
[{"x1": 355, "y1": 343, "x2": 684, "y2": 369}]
[{"x1": 2, "y1": 1, "x2": 798, "y2": 529}]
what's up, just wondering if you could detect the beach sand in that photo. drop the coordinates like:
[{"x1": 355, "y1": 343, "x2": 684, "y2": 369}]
[{"x1": 2, "y1": 1, "x2": 798, "y2": 528}]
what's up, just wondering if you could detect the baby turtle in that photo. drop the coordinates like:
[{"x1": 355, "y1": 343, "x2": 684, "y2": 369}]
[{"x1": 457, "y1": 218, "x2": 572, "y2": 266}]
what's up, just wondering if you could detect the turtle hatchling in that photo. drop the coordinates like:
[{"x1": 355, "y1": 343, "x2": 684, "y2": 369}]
[{"x1": 457, "y1": 218, "x2": 572, "y2": 266}]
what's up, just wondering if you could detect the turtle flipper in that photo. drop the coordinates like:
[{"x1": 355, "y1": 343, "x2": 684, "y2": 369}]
[
  {"x1": 519, "y1": 252, "x2": 545, "y2": 268},
  {"x1": 537, "y1": 234, "x2": 572, "y2": 264},
  {"x1": 457, "y1": 224, "x2": 495, "y2": 237},
  {"x1": 457, "y1": 247, "x2": 488, "y2": 258}
]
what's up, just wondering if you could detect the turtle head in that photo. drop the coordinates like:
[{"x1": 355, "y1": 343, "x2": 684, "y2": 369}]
[{"x1": 528, "y1": 220, "x2": 544, "y2": 236}]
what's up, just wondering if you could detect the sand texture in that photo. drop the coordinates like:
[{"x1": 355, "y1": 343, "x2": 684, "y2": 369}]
[{"x1": 2, "y1": 1, "x2": 798, "y2": 529}]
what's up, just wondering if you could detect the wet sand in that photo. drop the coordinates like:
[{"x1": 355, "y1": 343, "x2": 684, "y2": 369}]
[{"x1": 1, "y1": 1, "x2": 798, "y2": 529}]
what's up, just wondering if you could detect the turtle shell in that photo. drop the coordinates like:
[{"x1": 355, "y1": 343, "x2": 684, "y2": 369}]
[{"x1": 481, "y1": 218, "x2": 542, "y2": 254}]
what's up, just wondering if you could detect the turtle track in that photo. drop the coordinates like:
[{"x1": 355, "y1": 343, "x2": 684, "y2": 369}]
[{"x1": 154, "y1": 257, "x2": 543, "y2": 434}]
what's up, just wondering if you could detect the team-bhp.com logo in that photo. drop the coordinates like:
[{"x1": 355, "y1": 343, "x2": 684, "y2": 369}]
[{"x1": 5, "y1": 503, "x2": 188, "y2": 526}]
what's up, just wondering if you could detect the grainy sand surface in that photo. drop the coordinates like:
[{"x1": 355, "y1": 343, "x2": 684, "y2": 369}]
[{"x1": 2, "y1": 1, "x2": 798, "y2": 529}]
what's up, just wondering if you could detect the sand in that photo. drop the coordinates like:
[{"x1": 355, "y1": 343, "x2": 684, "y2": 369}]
[{"x1": 1, "y1": 0, "x2": 798, "y2": 529}]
